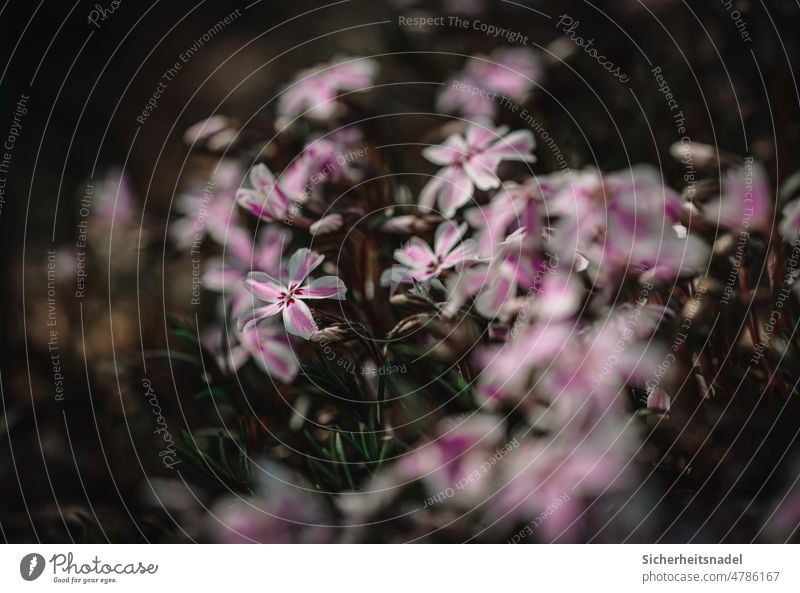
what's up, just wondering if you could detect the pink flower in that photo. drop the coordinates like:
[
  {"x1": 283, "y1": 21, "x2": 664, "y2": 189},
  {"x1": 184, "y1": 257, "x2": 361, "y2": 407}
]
[
  {"x1": 700, "y1": 160, "x2": 772, "y2": 233},
  {"x1": 491, "y1": 434, "x2": 632, "y2": 542},
  {"x1": 447, "y1": 230, "x2": 568, "y2": 322},
  {"x1": 237, "y1": 323, "x2": 299, "y2": 383},
  {"x1": 476, "y1": 311, "x2": 663, "y2": 432},
  {"x1": 278, "y1": 56, "x2": 378, "y2": 123},
  {"x1": 475, "y1": 321, "x2": 574, "y2": 405},
  {"x1": 309, "y1": 214, "x2": 344, "y2": 236},
  {"x1": 552, "y1": 166, "x2": 707, "y2": 286},
  {"x1": 240, "y1": 248, "x2": 346, "y2": 339},
  {"x1": 634, "y1": 233, "x2": 710, "y2": 284},
  {"x1": 399, "y1": 415, "x2": 505, "y2": 509},
  {"x1": 204, "y1": 322, "x2": 298, "y2": 384},
  {"x1": 94, "y1": 168, "x2": 137, "y2": 225},
  {"x1": 236, "y1": 163, "x2": 292, "y2": 222},
  {"x1": 183, "y1": 115, "x2": 239, "y2": 150},
  {"x1": 281, "y1": 139, "x2": 339, "y2": 200},
  {"x1": 465, "y1": 174, "x2": 566, "y2": 256},
  {"x1": 437, "y1": 48, "x2": 543, "y2": 118},
  {"x1": 550, "y1": 165, "x2": 683, "y2": 223},
  {"x1": 384, "y1": 220, "x2": 477, "y2": 284},
  {"x1": 281, "y1": 130, "x2": 366, "y2": 201},
  {"x1": 170, "y1": 160, "x2": 244, "y2": 249},
  {"x1": 419, "y1": 122, "x2": 536, "y2": 217},
  {"x1": 646, "y1": 388, "x2": 671, "y2": 412},
  {"x1": 211, "y1": 461, "x2": 333, "y2": 543},
  {"x1": 203, "y1": 225, "x2": 292, "y2": 318}
]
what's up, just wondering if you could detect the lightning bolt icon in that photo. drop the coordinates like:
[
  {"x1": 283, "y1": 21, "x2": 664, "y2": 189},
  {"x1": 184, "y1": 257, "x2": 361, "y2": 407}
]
[{"x1": 28, "y1": 556, "x2": 38, "y2": 577}]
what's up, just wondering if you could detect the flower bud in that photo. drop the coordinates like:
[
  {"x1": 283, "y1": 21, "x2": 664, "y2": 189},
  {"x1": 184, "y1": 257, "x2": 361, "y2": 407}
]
[
  {"x1": 386, "y1": 314, "x2": 430, "y2": 338},
  {"x1": 183, "y1": 115, "x2": 240, "y2": 150},
  {"x1": 310, "y1": 324, "x2": 352, "y2": 344},
  {"x1": 646, "y1": 388, "x2": 671, "y2": 412},
  {"x1": 310, "y1": 214, "x2": 344, "y2": 236},
  {"x1": 388, "y1": 292, "x2": 436, "y2": 312}
]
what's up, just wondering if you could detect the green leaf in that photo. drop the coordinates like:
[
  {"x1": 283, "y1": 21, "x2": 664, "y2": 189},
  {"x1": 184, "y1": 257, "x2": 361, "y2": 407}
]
[{"x1": 193, "y1": 386, "x2": 230, "y2": 402}]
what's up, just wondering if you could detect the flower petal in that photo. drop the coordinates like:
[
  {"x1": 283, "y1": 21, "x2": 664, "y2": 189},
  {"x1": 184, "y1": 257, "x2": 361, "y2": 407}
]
[
  {"x1": 244, "y1": 272, "x2": 286, "y2": 302},
  {"x1": 244, "y1": 329, "x2": 299, "y2": 383},
  {"x1": 250, "y1": 163, "x2": 276, "y2": 190},
  {"x1": 254, "y1": 226, "x2": 292, "y2": 273},
  {"x1": 288, "y1": 248, "x2": 325, "y2": 284},
  {"x1": 482, "y1": 129, "x2": 537, "y2": 162},
  {"x1": 418, "y1": 174, "x2": 445, "y2": 212},
  {"x1": 441, "y1": 238, "x2": 477, "y2": 269},
  {"x1": 475, "y1": 271, "x2": 517, "y2": 320},
  {"x1": 225, "y1": 344, "x2": 251, "y2": 373},
  {"x1": 238, "y1": 302, "x2": 284, "y2": 332},
  {"x1": 203, "y1": 258, "x2": 244, "y2": 292},
  {"x1": 309, "y1": 214, "x2": 344, "y2": 236},
  {"x1": 463, "y1": 155, "x2": 501, "y2": 191},
  {"x1": 255, "y1": 340, "x2": 299, "y2": 383},
  {"x1": 394, "y1": 236, "x2": 436, "y2": 271},
  {"x1": 434, "y1": 221, "x2": 468, "y2": 259},
  {"x1": 297, "y1": 276, "x2": 347, "y2": 300},
  {"x1": 422, "y1": 135, "x2": 468, "y2": 166},
  {"x1": 466, "y1": 122, "x2": 505, "y2": 151},
  {"x1": 282, "y1": 299, "x2": 318, "y2": 339},
  {"x1": 236, "y1": 189, "x2": 287, "y2": 222},
  {"x1": 437, "y1": 166, "x2": 475, "y2": 218}
]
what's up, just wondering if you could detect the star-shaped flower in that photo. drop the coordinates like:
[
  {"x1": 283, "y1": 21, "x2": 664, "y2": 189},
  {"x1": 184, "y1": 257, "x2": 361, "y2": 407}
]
[
  {"x1": 239, "y1": 248, "x2": 346, "y2": 339},
  {"x1": 419, "y1": 122, "x2": 536, "y2": 217}
]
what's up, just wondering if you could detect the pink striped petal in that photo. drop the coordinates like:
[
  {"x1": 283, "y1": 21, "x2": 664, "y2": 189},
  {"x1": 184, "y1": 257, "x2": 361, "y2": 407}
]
[
  {"x1": 238, "y1": 301, "x2": 284, "y2": 332},
  {"x1": 309, "y1": 214, "x2": 344, "y2": 236},
  {"x1": 328, "y1": 59, "x2": 379, "y2": 88},
  {"x1": 535, "y1": 272, "x2": 583, "y2": 320},
  {"x1": 254, "y1": 226, "x2": 292, "y2": 272},
  {"x1": 422, "y1": 135, "x2": 468, "y2": 166},
  {"x1": 409, "y1": 266, "x2": 439, "y2": 282},
  {"x1": 475, "y1": 272, "x2": 516, "y2": 320},
  {"x1": 203, "y1": 260, "x2": 243, "y2": 292},
  {"x1": 280, "y1": 160, "x2": 312, "y2": 199},
  {"x1": 395, "y1": 237, "x2": 435, "y2": 271},
  {"x1": 437, "y1": 166, "x2": 475, "y2": 217},
  {"x1": 464, "y1": 155, "x2": 501, "y2": 191},
  {"x1": 277, "y1": 87, "x2": 308, "y2": 120},
  {"x1": 434, "y1": 221, "x2": 467, "y2": 259},
  {"x1": 225, "y1": 344, "x2": 250, "y2": 373},
  {"x1": 250, "y1": 163, "x2": 276, "y2": 190},
  {"x1": 441, "y1": 239, "x2": 477, "y2": 269},
  {"x1": 282, "y1": 299, "x2": 318, "y2": 339},
  {"x1": 466, "y1": 123, "x2": 506, "y2": 151},
  {"x1": 236, "y1": 189, "x2": 287, "y2": 222},
  {"x1": 482, "y1": 129, "x2": 536, "y2": 162},
  {"x1": 288, "y1": 248, "x2": 325, "y2": 284},
  {"x1": 297, "y1": 276, "x2": 346, "y2": 299},
  {"x1": 225, "y1": 226, "x2": 255, "y2": 263},
  {"x1": 305, "y1": 88, "x2": 338, "y2": 120},
  {"x1": 418, "y1": 175, "x2": 445, "y2": 212},
  {"x1": 443, "y1": 265, "x2": 491, "y2": 317},
  {"x1": 249, "y1": 336, "x2": 299, "y2": 383},
  {"x1": 184, "y1": 116, "x2": 232, "y2": 145},
  {"x1": 244, "y1": 272, "x2": 286, "y2": 302}
]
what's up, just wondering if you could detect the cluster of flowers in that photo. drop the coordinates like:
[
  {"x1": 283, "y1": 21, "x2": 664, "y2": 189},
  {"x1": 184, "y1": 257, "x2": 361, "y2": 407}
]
[{"x1": 166, "y1": 51, "x2": 794, "y2": 542}]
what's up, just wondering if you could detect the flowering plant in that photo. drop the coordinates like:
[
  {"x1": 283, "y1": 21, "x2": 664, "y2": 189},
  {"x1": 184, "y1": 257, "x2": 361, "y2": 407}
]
[{"x1": 148, "y1": 48, "x2": 800, "y2": 544}]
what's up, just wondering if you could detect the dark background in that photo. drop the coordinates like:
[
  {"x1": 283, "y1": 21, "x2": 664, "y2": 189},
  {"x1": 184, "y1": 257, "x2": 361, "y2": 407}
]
[{"x1": 1, "y1": 0, "x2": 799, "y2": 542}]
